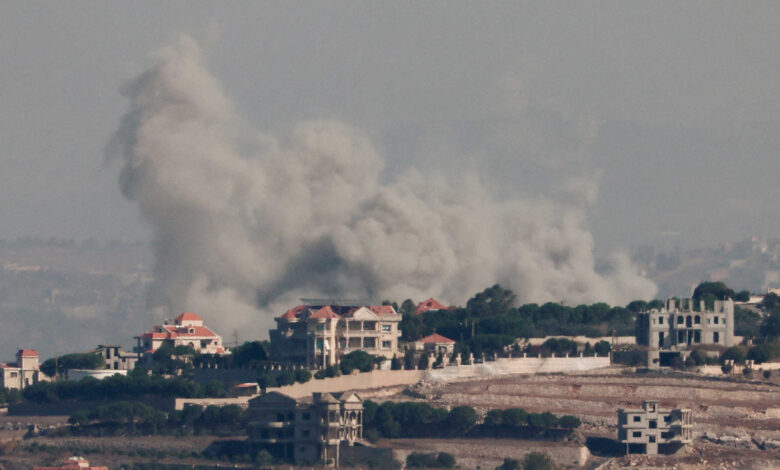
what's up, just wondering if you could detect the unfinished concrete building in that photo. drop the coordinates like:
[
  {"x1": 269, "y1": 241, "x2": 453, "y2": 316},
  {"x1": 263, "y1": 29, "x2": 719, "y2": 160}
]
[
  {"x1": 636, "y1": 298, "x2": 734, "y2": 366},
  {"x1": 618, "y1": 401, "x2": 693, "y2": 454},
  {"x1": 246, "y1": 391, "x2": 363, "y2": 465}
]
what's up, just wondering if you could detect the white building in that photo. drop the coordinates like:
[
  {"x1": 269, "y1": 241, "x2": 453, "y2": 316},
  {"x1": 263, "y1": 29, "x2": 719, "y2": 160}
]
[
  {"x1": 0, "y1": 349, "x2": 49, "y2": 390},
  {"x1": 91, "y1": 345, "x2": 139, "y2": 370}
]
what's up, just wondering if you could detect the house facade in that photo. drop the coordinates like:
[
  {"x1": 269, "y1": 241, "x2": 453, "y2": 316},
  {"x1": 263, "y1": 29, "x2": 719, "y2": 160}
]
[
  {"x1": 92, "y1": 345, "x2": 139, "y2": 370},
  {"x1": 618, "y1": 401, "x2": 693, "y2": 454},
  {"x1": 636, "y1": 298, "x2": 735, "y2": 350},
  {"x1": 134, "y1": 312, "x2": 228, "y2": 356},
  {"x1": 269, "y1": 303, "x2": 402, "y2": 369},
  {"x1": 0, "y1": 349, "x2": 49, "y2": 390},
  {"x1": 246, "y1": 391, "x2": 363, "y2": 465}
]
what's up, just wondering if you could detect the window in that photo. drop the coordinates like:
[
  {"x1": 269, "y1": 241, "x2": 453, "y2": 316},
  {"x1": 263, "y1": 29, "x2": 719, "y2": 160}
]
[
  {"x1": 694, "y1": 315, "x2": 700, "y2": 324},
  {"x1": 713, "y1": 332, "x2": 719, "y2": 343},
  {"x1": 363, "y1": 321, "x2": 376, "y2": 331},
  {"x1": 649, "y1": 420, "x2": 657, "y2": 429},
  {"x1": 382, "y1": 324, "x2": 392, "y2": 332},
  {"x1": 658, "y1": 332, "x2": 664, "y2": 348},
  {"x1": 302, "y1": 412, "x2": 311, "y2": 421},
  {"x1": 677, "y1": 315, "x2": 684, "y2": 324},
  {"x1": 663, "y1": 416, "x2": 671, "y2": 424},
  {"x1": 9, "y1": 372, "x2": 17, "y2": 378},
  {"x1": 722, "y1": 317, "x2": 726, "y2": 324},
  {"x1": 649, "y1": 436, "x2": 656, "y2": 443},
  {"x1": 661, "y1": 431, "x2": 673, "y2": 439},
  {"x1": 658, "y1": 316, "x2": 664, "y2": 324},
  {"x1": 632, "y1": 431, "x2": 642, "y2": 438},
  {"x1": 633, "y1": 416, "x2": 641, "y2": 422},
  {"x1": 382, "y1": 341, "x2": 392, "y2": 349},
  {"x1": 714, "y1": 316, "x2": 719, "y2": 324},
  {"x1": 363, "y1": 337, "x2": 376, "y2": 348}
]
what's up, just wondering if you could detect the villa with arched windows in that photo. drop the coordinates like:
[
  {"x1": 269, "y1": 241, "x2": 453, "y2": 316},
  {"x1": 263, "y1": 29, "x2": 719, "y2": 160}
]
[{"x1": 636, "y1": 298, "x2": 735, "y2": 367}]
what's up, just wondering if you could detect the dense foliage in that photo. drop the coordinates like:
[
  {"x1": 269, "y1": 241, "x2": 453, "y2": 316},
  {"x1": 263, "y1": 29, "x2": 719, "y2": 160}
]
[
  {"x1": 40, "y1": 353, "x2": 105, "y2": 377},
  {"x1": 406, "y1": 452, "x2": 455, "y2": 468},
  {"x1": 400, "y1": 284, "x2": 642, "y2": 357},
  {"x1": 22, "y1": 371, "x2": 220, "y2": 403},
  {"x1": 68, "y1": 401, "x2": 246, "y2": 436},
  {"x1": 363, "y1": 400, "x2": 580, "y2": 441}
]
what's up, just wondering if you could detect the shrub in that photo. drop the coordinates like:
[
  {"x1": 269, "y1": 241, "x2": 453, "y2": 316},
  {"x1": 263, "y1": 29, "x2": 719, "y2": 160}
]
[
  {"x1": 436, "y1": 452, "x2": 456, "y2": 468},
  {"x1": 721, "y1": 364, "x2": 733, "y2": 374},
  {"x1": 522, "y1": 451, "x2": 555, "y2": 470},
  {"x1": 558, "y1": 415, "x2": 581, "y2": 428},
  {"x1": 495, "y1": 458, "x2": 521, "y2": 470},
  {"x1": 763, "y1": 370, "x2": 772, "y2": 379},
  {"x1": 294, "y1": 369, "x2": 312, "y2": 384},
  {"x1": 720, "y1": 346, "x2": 746, "y2": 364},
  {"x1": 406, "y1": 452, "x2": 439, "y2": 468},
  {"x1": 276, "y1": 370, "x2": 296, "y2": 386}
]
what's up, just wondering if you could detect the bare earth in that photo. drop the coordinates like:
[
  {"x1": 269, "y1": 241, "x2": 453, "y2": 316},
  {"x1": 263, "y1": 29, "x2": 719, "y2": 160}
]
[{"x1": 367, "y1": 367, "x2": 780, "y2": 469}]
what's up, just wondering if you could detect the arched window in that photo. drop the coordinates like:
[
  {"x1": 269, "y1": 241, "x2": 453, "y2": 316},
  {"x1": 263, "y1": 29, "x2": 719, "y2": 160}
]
[
  {"x1": 686, "y1": 315, "x2": 692, "y2": 327},
  {"x1": 677, "y1": 315, "x2": 684, "y2": 324},
  {"x1": 694, "y1": 315, "x2": 701, "y2": 324}
]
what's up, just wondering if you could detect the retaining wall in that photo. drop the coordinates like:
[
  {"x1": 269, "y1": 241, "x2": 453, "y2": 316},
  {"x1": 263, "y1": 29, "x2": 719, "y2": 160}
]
[{"x1": 175, "y1": 355, "x2": 610, "y2": 409}]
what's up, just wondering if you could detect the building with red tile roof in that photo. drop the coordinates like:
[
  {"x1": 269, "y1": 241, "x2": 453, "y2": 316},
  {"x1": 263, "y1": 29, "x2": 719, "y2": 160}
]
[
  {"x1": 414, "y1": 298, "x2": 451, "y2": 315},
  {"x1": 134, "y1": 313, "x2": 228, "y2": 356},
  {"x1": 270, "y1": 302, "x2": 402, "y2": 369},
  {"x1": 414, "y1": 333, "x2": 456, "y2": 355},
  {"x1": 0, "y1": 349, "x2": 49, "y2": 390}
]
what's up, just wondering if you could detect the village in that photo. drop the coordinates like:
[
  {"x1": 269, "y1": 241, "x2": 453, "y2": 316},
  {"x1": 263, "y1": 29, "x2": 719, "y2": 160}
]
[{"x1": 0, "y1": 282, "x2": 778, "y2": 470}]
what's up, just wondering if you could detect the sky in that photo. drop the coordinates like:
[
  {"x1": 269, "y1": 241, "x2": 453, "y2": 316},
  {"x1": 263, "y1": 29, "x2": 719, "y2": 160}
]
[{"x1": 1, "y1": 1, "x2": 779, "y2": 256}]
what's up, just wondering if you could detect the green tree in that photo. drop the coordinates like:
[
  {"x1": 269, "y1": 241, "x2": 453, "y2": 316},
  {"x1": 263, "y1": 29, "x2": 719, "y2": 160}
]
[
  {"x1": 721, "y1": 346, "x2": 746, "y2": 364},
  {"x1": 444, "y1": 406, "x2": 477, "y2": 436},
  {"x1": 693, "y1": 282, "x2": 736, "y2": 302},
  {"x1": 558, "y1": 415, "x2": 580, "y2": 428},
  {"x1": 484, "y1": 409, "x2": 503, "y2": 426},
  {"x1": 40, "y1": 353, "x2": 105, "y2": 377},
  {"x1": 294, "y1": 369, "x2": 312, "y2": 383},
  {"x1": 436, "y1": 452, "x2": 456, "y2": 468},
  {"x1": 501, "y1": 408, "x2": 528, "y2": 428},
  {"x1": 522, "y1": 452, "x2": 555, "y2": 470},
  {"x1": 495, "y1": 458, "x2": 521, "y2": 470},
  {"x1": 466, "y1": 285, "x2": 516, "y2": 318},
  {"x1": 339, "y1": 351, "x2": 377, "y2": 374}
]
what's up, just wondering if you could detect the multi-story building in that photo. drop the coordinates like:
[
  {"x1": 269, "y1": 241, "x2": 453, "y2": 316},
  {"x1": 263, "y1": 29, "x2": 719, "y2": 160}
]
[
  {"x1": 637, "y1": 298, "x2": 735, "y2": 349},
  {"x1": 617, "y1": 401, "x2": 693, "y2": 454},
  {"x1": 246, "y1": 391, "x2": 363, "y2": 465},
  {"x1": 91, "y1": 345, "x2": 139, "y2": 371},
  {"x1": 0, "y1": 349, "x2": 49, "y2": 390},
  {"x1": 134, "y1": 312, "x2": 228, "y2": 356},
  {"x1": 269, "y1": 302, "x2": 402, "y2": 369}
]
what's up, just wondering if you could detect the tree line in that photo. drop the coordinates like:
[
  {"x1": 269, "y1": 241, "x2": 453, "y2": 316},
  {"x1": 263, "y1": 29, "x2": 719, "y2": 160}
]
[{"x1": 362, "y1": 400, "x2": 580, "y2": 442}]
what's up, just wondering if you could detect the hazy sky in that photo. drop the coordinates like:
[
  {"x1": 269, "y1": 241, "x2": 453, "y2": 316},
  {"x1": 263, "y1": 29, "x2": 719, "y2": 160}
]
[{"x1": 1, "y1": 2, "x2": 779, "y2": 255}]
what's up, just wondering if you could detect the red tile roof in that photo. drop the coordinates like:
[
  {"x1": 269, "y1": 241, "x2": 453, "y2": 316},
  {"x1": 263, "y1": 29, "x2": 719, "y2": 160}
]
[
  {"x1": 281, "y1": 305, "x2": 306, "y2": 319},
  {"x1": 414, "y1": 298, "x2": 448, "y2": 315},
  {"x1": 162, "y1": 325, "x2": 219, "y2": 338},
  {"x1": 417, "y1": 333, "x2": 455, "y2": 344},
  {"x1": 18, "y1": 349, "x2": 39, "y2": 357},
  {"x1": 368, "y1": 305, "x2": 397, "y2": 315},
  {"x1": 310, "y1": 305, "x2": 339, "y2": 319},
  {"x1": 175, "y1": 312, "x2": 202, "y2": 323}
]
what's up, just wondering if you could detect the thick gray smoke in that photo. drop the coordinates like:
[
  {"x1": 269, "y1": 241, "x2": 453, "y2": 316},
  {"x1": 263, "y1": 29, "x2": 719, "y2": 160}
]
[{"x1": 109, "y1": 35, "x2": 656, "y2": 335}]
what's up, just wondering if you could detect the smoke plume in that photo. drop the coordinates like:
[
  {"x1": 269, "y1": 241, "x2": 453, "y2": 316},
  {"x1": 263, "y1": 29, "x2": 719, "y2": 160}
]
[{"x1": 109, "y1": 35, "x2": 656, "y2": 335}]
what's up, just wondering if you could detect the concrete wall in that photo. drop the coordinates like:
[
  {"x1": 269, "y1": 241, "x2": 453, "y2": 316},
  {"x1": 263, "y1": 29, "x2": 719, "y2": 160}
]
[
  {"x1": 174, "y1": 355, "x2": 611, "y2": 409},
  {"x1": 520, "y1": 336, "x2": 635, "y2": 346},
  {"x1": 426, "y1": 356, "x2": 610, "y2": 382}
]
